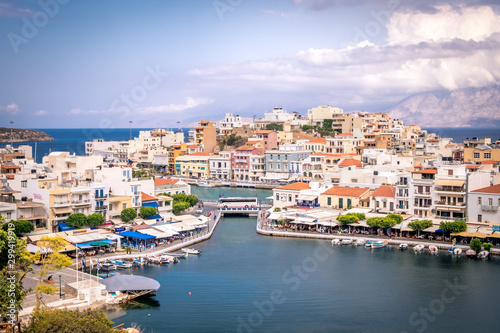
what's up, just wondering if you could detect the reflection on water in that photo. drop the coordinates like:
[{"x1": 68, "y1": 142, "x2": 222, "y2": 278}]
[{"x1": 122, "y1": 297, "x2": 161, "y2": 310}]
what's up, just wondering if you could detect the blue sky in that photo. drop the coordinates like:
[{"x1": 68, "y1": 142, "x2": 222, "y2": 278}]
[{"x1": 1, "y1": 0, "x2": 499, "y2": 128}]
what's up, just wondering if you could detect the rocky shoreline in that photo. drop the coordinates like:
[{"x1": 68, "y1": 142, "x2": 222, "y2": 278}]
[{"x1": 0, "y1": 127, "x2": 54, "y2": 143}]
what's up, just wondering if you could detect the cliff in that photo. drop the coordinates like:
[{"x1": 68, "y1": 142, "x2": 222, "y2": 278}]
[{"x1": 0, "y1": 128, "x2": 54, "y2": 143}]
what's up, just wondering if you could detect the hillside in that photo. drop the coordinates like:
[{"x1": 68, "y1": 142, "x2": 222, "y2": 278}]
[
  {"x1": 387, "y1": 85, "x2": 500, "y2": 127},
  {"x1": 0, "y1": 128, "x2": 54, "y2": 143}
]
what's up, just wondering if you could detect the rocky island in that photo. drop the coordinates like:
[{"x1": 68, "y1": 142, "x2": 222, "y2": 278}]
[{"x1": 0, "y1": 127, "x2": 54, "y2": 143}]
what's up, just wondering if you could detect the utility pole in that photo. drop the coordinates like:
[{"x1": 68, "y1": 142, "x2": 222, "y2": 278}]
[
  {"x1": 9, "y1": 120, "x2": 14, "y2": 147},
  {"x1": 129, "y1": 120, "x2": 133, "y2": 140}
]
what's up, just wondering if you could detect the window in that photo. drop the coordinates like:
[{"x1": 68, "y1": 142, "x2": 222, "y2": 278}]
[
  {"x1": 478, "y1": 214, "x2": 482, "y2": 222},
  {"x1": 474, "y1": 152, "x2": 480, "y2": 158},
  {"x1": 21, "y1": 180, "x2": 27, "y2": 188},
  {"x1": 383, "y1": 201, "x2": 387, "y2": 208},
  {"x1": 448, "y1": 169, "x2": 453, "y2": 176},
  {"x1": 288, "y1": 194, "x2": 292, "y2": 202},
  {"x1": 327, "y1": 197, "x2": 331, "y2": 206},
  {"x1": 123, "y1": 203, "x2": 127, "y2": 210},
  {"x1": 489, "y1": 198, "x2": 493, "y2": 206},
  {"x1": 7, "y1": 213, "x2": 11, "y2": 220},
  {"x1": 478, "y1": 197, "x2": 482, "y2": 205},
  {"x1": 484, "y1": 152, "x2": 491, "y2": 159},
  {"x1": 276, "y1": 194, "x2": 279, "y2": 200}
]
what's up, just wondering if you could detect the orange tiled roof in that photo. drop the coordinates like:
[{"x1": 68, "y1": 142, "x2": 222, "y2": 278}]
[
  {"x1": 321, "y1": 186, "x2": 370, "y2": 197},
  {"x1": 186, "y1": 144, "x2": 199, "y2": 148},
  {"x1": 372, "y1": 185, "x2": 396, "y2": 198},
  {"x1": 412, "y1": 169, "x2": 437, "y2": 174},
  {"x1": 141, "y1": 192, "x2": 157, "y2": 202},
  {"x1": 336, "y1": 133, "x2": 353, "y2": 137},
  {"x1": 338, "y1": 159, "x2": 362, "y2": 167},
  {"x1": 276, "y1": 182, "x2": 310, "y2": 191},
  {"x1": 307, "y1": 137, "x2": 327, "y2": 144},
  {"x1": 471, "y1": 184, "x2": 500, "y2": 194},
  {"x1": 154, "y1": 178, "x2": 179, "y2": 186},
  {"x1": 466, "y1": 165, "x2": 481, "y2": 169},
  {"x1": 1, "y1": 165, "x2": 21, "y2": 169},
  {"x1": 427, "y1": 139, "x2": 439, "y2": 142},
  {"x1": 186, "y1": 152, "x2": 213, "y2": 157},
  {"x1": 480, "y1": 160, "x2": 497, "y2": 165}
]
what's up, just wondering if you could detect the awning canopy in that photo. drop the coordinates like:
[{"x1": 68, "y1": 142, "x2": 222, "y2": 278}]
[
  {"x1": 58, "y1": 222, "x2": 75, "y2": 232},
  {"x1": 294, "y1": 217, "x2": 316, "y2": 225},
  {"x1": 147, "y1": 214, "x2": 163, "y2": 220},
  {"x1": 101, "y1": 274, "x2": 160, "y2": 292},
  {"x1": 118, "y1": 230, "x2": 156, "y2": 240},
  {"x1": 153, "y1": 224, "x2": 179, "y2": 235},
  {"x1": 65, "y1": 232, "x2": 107, "y2": 244},
  {"x1": 316, "y1": 221, "x2": 338, "y2": 227},
  {"x1": 76, "y1": 239, "x2": 115, "y2": 248},
  {"x1": 297, "y1": 194, "x2": 318, "y2": 201},
  {"x1": 142, "y1": 201, "x2": 159, "y2": 208},
  {"x1": 423, "y1": 225, "x2": 439, "y2": 233},
  {"x1": 435, "y1": 179, "x2": 465, "y2": 187},
  {"x1": 138, "y1": 228, "x2": 173, "y2": 239},
  {"x1": 267, "y1": 212, "x2": 282, "y2": 220},
  {"x1": 53, "y1": 207, "x2": 73, "y2": 215}
]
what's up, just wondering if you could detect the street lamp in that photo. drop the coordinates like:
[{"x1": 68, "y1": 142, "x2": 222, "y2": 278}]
[
  {"x1": 9, "y1": 120, "x2": 14, "y2": 146},
  {"x1": 129, "y1": 120, "x2": 133, "y2": 140},
  {"x1": 59, "y1": 275, "x2": 62, "y2": 298}
]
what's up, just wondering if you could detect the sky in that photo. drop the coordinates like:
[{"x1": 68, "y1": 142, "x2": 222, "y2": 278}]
[{"x1": 0, "y1": 0, "x2": 499, "y2": 129}]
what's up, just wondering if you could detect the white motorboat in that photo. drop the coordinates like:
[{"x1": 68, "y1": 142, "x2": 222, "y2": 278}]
[
  {"x1": 429, "y1": 245, "x2": 438, "y2": 253},
  {"x1": 413, "y1": 244, "x2": 425, "y2": 252},
  {"x1": 399, "y1": 243, "x2": 408, "y2": 250},
  {"x1": 342, "y1": 238, "x2": 353, "y2": 245},
  {"x1": 371, "y1": 241, "x2": 386, "y2": 249},
  {"x1": 109, "y1": 259, "x2": 132, "y2": 269},
  {"x1": 466, "y1": 249, "x2": 477, "y2": 258},
  {"x1": 478, "y1": 250, "x2": 489, "y2": 259},
  {"x1": 181, "y1": 248, "x2": 201, "y2": 255},
  {"x1": 148, "y1": 256, "x2": 162, "y2": 264},
  {"x1": 453, "y1": 248, "x2": 462, "y2": 255},
  {"x1": 354, "y1": 238, "x2": 366, "y2": 246},
  {"x1": 364, "y1": 241, "x2": 374, "y2": 248},
  {"x1": 160, "y1": 255, "x2": 179, "y2": 264},
  {"x1": 331, "y1": 239, "x2": 341, "y2": 246},
  {"x1": 168, "y1": 252, "x2": 188, "y2": 259},
  {"x1": 100, "y1": 263, "x2": 116, "y2": 271},
  {"x1": 133, "y1": 257, "x2": 148, "y2": 266},
  {"x1": 197, "y1": 181, "x2": 214, "y2": 188}
]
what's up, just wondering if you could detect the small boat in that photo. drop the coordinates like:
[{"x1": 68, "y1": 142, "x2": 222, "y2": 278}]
[
  {"x1": 331, "y1": 239, "x2": 341, "y2": 246},
  {"x1": 98, "y1": 271, "x2": 119, "y2": 279},
  {"x1": 133, "y1": 257, "x2": 148, "y2": 266},
  {"x1": 168, "y1": 252, "x2": 188, "y2": 259},
  {"x1": 354, "y1": 238, "x2": 366, "y2": 246},
  {"x1": 453, "y1": 248, "x2": 462, "y2": 255},
  {"x1": 364, "y1": 241, "x2": 374, "y2": 248},
  {"x1": 413, "y1": 244, "x2": 425, "y2": 252},
  {"x1": 478, "y1": 250, "x2": 489, "y2": 259},
  {"x1": 371, "y1": 241, "x2": 386, "y2": 249},
  {"x1": 160, "y1": 255, "x2": 178, "y2": 264},
  {"x1": 109, "y1": 259, "x2": 132, "y2": 269},
  {"x1": 429, "y1": 245, "x2": 438, "y2": 253},
  {"x1": 342, "y1": 238, "x2": 353, "y2": 245},
  {"x1": 100, "y1": 263, "x2": 116, "y2": 271},
  {"x1": 197, "y1": 181, "x2": 214, "y2": 188},
  {"x1": 181, "y1": 248, "x2": 201, "y2": 255},
  {"x1": 148, "y1": 256, "x2": 162, "y2": 265},
  {"x1": 399, "y1": 243, "x2": 408, "y2": 250},
  {"x1": 466, "y1": 249, "x2": 477, "y2": 258}
]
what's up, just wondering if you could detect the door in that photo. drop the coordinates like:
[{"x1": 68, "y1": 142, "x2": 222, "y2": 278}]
[{"x1": 339, "y1": 198, "x2": 343, "y2": 209}]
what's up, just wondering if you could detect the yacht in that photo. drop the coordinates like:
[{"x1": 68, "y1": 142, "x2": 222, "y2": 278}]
[
  {"x1": 371, "y1": 241, "x2": 386, "y2": 249},
  {"x1": 109, "y1": 259, "x2": 132, "y2": 269},
  {"x1": 181, "y1": 248, "x2": 201, "y2": 255}
]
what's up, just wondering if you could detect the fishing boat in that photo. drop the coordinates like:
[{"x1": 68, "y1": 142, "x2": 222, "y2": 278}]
[
  {"x1": 453, "y1": 248, "x2": 463, "y2": 255},
  {"x1": 98, "y1": 271, "x2": 119, "y2": 279},
  {"x1": 168, "y1": 252, "x2": 188, "y2": 259},
  {"x1": 399, "y1": 243, "x2": 408, "y2": 250},
  {"x1": 101, "y1": 263, "x2": 117, "y2": 271},
  {"x1": 148, "y1": 256, "x2": 162, "y2": 265},
  {"x1": 181, "y1": 248, "x2": 201, "y2": 255},
  {"x1": 197, "y1": 181, "x2": 214, "y2": 188},
  {"x1": 429, "y1": 245, "x2": 438, "y2": 253},
  {"x1": 466, "y1": 249, "x2": 477, "y2": 258},
  {"x1": 478, "y1": 250, "x2": 489, "y2": 259},
  {"x1": 133, "y1": 257, "x2": 148, "y2": 266},
  {"x1": 110, "y1": 259, "x2": 132, "y2": 269},
  {"x1": 354, "y1": 238, "x2": 366, "y2": 246},
  {"x1": 371, "y1": 241, "x2": 386, "y2": 249},
  {"x1": 342, "y1": 238, "x2": 353, "y2": 245},
  {"x1": 331, "y1": 239, "x2": 341, "y2": 246},
  {"x1": 160, "y1": 255, "x2": 178, "y2": 264},
  {"x1": 364, "y1": 240, "x2": 374, "y2": 248},
  {"x1": 413, "y1": 244, "x2": 425, "y2": 252}
]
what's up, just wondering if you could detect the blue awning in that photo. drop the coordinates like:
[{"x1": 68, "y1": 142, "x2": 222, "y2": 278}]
[
  {"x1": 59, "y1": 222, "x2": 75, "y2": 232},
  {"x1": 142, "y1": 201, "x2": 159, "y2": 208},
  {"x1": 436, "y1": 229, "x2": 445, "y2": 233},
  {"x1": 75, "y1": 239, "x2": 115, "y2": 248},
  {"x1": 118, "y1": 230, "x2": 156, "y2": 240},
  {"x1": 147, "y1": 214, "x2": 163, "y2": 220}
]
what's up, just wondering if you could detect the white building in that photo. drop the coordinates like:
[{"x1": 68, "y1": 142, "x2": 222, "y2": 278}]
[
  {"x1": 209, "y1": 151, "x2": 232, "y2": 180},
  {"x1": 469, "y1": 184, "x2": 500, "y2": 223},
  {"x1": 220, "y1": 113, "x2": 243, "y2": 135}
]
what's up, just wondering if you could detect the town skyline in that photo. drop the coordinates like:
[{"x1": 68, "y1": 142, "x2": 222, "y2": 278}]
[{"x1": 1, "y1": 0, "x2": 500, "y2": 128}]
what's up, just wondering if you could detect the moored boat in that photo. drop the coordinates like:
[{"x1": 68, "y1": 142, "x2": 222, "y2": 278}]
[
  {"x1": 413, "y1": 244, "x2": 425, "y2": 252},
  {"x1": 342, "y1": 238, "x2": 353, "y2": 245},
  {"x1": 148, "y1": 256, "x2": 162, "y2": 265},
  {"x1": 181, "y1": 248, "x2": 201, "y2": 255},
  {"x1": 110, "y1": 259, "x2": 132, "y2": 269},
  {"x1": 354, "y1": 238, "x2": 366, "y2": 246},
  {"x1": 399, "y1": 243, "x2": 408, "y2": 250},
  {"x1": 429, "y1": 245, "x2": 438, "y2": 253},
  {"x1": 453, "y1": 248, "x2": 463, "y2": 255},
  {"x1": 371, "y1": 241, "x2": 386, "y2": 249},
  {"x1": 466, "y1": 249, "x2": 477, "y2": 258},
  {"x1": 101, "y1": 263, "x2": 116, "y2": 271},
  {"x1": 364, "y1": 241, "x2": 374, "y2": 248},
  {"x1": 478, "y1": 250, "x2": 489, "y2": 259},
  {"x1": 133, "y1": 257, "x2": 148, "y2": 266},
  {"x1": 331, "y1": 239, "x2": 341, "y2": 246},
  {"x1": 168, "y1": 252, "x2": 188, "y2": 259},
  {"x1": 197, "y1": 181, "x2": 214, "y2": 188}
]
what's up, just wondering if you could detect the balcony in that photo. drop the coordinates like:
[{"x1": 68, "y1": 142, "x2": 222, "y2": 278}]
[
  {"x1": 72, "y1": 199, "x2": 91, "y2": 206},
  {"x1": 435, "y1": 186, "x2": 465, "y2": 194},
  {"x1": 435, "y1": 201, "x2": 466, "y2": 209},
  {"x1": 53, "y1": 201, "x2": 71, "y2": 207},
  {"x1": 481, "y1": 205, "x2": 499, "y2": 212},
  {"x1": 95, "y1": 205, "x2": 108, "y2": 211},
  {"x1": 414, "y1": 191, "x2": 431, "y2": 196}
]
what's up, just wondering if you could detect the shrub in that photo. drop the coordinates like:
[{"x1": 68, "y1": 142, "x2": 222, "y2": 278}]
[
  {"x1": 1, "y1": 220, "x2": 34, "y2": 236},
  {"x1": 86, "y1": 213, "x2": 105, "y2": 227},
  {"x1": 173, "y1": 202, "x2": 190, "y2": 215},
  {"x1": 483, "y1": 243, "x2": 493, "y2": 251},
  {"x1": 439, "y1": 220, "x2": 467, "y2": 233},
  {"x1": 386, "y1": 214, "x2": 403, "y2": 224},
  {"x1": 336, "y1": 214, "x2": 359, "y2": 226},
  {"x1": 120, "y1": 208, "x2": 137, "y2": 222},
  {"x1": 65, "y1": 213, "x2": 87, "y2": 228},
  {"x1": 140, "y1": 206, "x2": 157, "y2": 218},
  {"x1": 470, "y1": 238, "x2": 482, "y2": 253}
]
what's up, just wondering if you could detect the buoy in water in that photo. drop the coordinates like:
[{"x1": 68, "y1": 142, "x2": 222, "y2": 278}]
[
  {"x1": 189, "y1": 292, "x2": 191, "y2": 296},
  {"x1": 148, "y1": 314, "x2": 150, "y2": 317}
]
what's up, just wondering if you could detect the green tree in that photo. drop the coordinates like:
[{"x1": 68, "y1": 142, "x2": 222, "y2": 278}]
[
  {"x1": 336, "y1": 214, "x2": 359, "y2": 226},
  {"x1": 24, "y1": 307, "x2": 116, "y2": 333},
  {"x1": 367, "y1": 217, "x2": 384, "y2": 228},
  {"x1": 32, "y1": 236, "x2": 72, "y2": 307},
  {"x1": 470, "y1": 238, "x2": 482, "y2": 253},
  {"x1": 439, "y1": 220, "x2": 467, "y2": 233},
  {"x1": 2, "y1": 219, "x2": 34, "y2": 236},
  {"x1": 140, "y1": 206, "x2": 157, "y2": 218},
  {"x1": 408, "y1": 220, "x2": 433, "y2": 236},
  {"x1": 273, "y1": 207, "x2": 281, "y2": 212},
  {"x1": 173, "y1": 202, "x2": 190, "y2": 215},
  {"x1": 483, "y1": 243, "x2": 493, "y2": 251},
  {"x1": 86, "y1": 213, "x2": 105, "y2": 227},
  {"x1": 322, "y1": 119, "x2": 333, "y2": 131},
  {"x1": 386, "y1": 214, "x2": 403, "y2": 224},
  {"x1": 0, "y1": 229, "x2": 32, "y2": 321},
  {"x1": 265, "y1": 123, "x2": 283, "y2": 131},
  {"x1": 120, "y1": 208, "x2": 137, "y2": 222},
  {"x1": 65, "y1": 213, "x2": 87, "y2": 229}
]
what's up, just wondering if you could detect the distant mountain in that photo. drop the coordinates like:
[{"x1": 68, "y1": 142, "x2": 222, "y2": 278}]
[
  {"x1": 387, "y1": 86, "x2": 500, "y2": 127},
  {"x1": 0, "y1": 128, "x2": 54, "y2": 143}
]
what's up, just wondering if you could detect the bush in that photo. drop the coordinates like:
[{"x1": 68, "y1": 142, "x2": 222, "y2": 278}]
[
  {"x1": 483, "y1": 243, "x2": 493, "y2": 251},
  {"x1": 265, "y1": 123, "x2": 283, "y2": 131},
  {"x1": 24, "y1": 307, "x2": 115, "y2": 333},
  {"x1": 439, "y1": 220, "x2": 467, "y2": 233},
  {"x1": 386, "y1": 214, "x2": 403, "y2": 224},
  {"x1": 1, "y1": 220, "x2": 34, "y2": 236},
  {"x1": 86, "y1": 213, "x2": 105, "y2": 227},
  {"x1": 337, "y1": 214, "x2": 359, "y2": 226},
  {"x1": 120, "y1": 208, "x2": 137, "y2": 222},
  {"x1": 173, "y1": 202, "x2": 190, "y2": 215},
  {"x1": 65, "y1": 213, "x2": 87, "y2": 229},
  {"x1": 140, "y1": 206, "x2": 157, "y2": 218},
  {"x1": 470, "y1": 238, "x2": 482, "y2": 253},
  {"x1": 273, "y1": 207, "x2": 281, "y2": 212}
]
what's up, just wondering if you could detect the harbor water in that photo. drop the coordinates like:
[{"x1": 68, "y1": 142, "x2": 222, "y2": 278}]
[{"x1": 107, "y1": 188, "x2": 500, "y2": 332}]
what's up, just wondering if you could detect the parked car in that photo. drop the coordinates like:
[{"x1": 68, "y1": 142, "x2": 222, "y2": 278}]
[{"x1": 196, "y1": 207, "x2": 203, "y2": 213}]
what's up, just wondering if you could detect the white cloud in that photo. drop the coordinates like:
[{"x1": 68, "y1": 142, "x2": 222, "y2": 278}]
[
  {"x1": 0, "y1": 103, "x2": 19, "y2": 114},
  {"x1": 69, "y1": 108, "x2": 81, "y2": 115},
  {"x1": 34, "y1": 110, "x2": 49, "y2": 116},
  {"x1": 135, "y1": 97, "x2": 215, "y2": 115},
  {"x1": 188, "y1": 5, "x2": 500, "y2": 107},
  {"x1": 262, "y1": 9, "x2": 291, "y2": 18}
]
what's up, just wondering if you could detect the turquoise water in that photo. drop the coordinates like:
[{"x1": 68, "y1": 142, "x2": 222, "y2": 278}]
[
  {"x1": 191, "y1": 187, "x2": 273, "y2": 203},
  {"x1": 109, "y1": 216, "x2": 500, "y2": 333}
]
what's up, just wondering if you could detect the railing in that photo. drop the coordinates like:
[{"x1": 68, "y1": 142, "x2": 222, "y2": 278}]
[
  {"x1": 53, "y1": 201, "x2": 71, "y2": 207},
  {"x1": 435, "y1": 186, "x2": 465, "y2": 193},
  {"x1": 481, "y1": 205, "x2": 499, "y2": 212},
  {"x1": 297, "y1": 202, "x2": 320, "y2": 208},
  {"x1": 414, "y1": 191, "x2": 431, "y2": 195}
]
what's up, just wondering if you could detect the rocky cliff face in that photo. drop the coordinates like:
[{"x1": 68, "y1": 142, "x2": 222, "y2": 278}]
[
  {"x1": 0, "y1": 128, "x2": 54, "y2": 143},
  {"x1": 387, "y1": 85, "x2": 500, "y2": 127}
]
